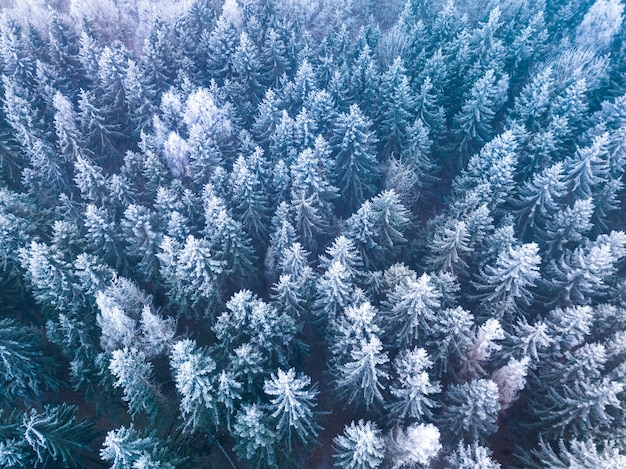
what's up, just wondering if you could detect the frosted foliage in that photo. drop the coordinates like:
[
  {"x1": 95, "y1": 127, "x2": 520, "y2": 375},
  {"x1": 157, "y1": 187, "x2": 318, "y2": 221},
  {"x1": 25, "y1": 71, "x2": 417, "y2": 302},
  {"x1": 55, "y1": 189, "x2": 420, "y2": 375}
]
[
  {"x1": 183, "y1": 88, "x2": 231, "y2": 135},
  {"x1": 390, "y1": 348, "x2": 441, "y2": 421},
  {"x1": 222, "y1": 0, "x2": 243, "y2": 29},
  {"x1": 447, "y1": 442, "x2": 501, "y2": 469},
  {"x1": 389, "y1": 423, "x2": 442, "y2": 469},
  {"x1": 576, "y1": 0, "x2": 624, "y2": 52},
  {"x1": 170, "y1": 339, "x2": 217, "y2": 431},
  {"x1": 466, "y1": 319, "x2": 505, "y2": 367},
  {"x1": 442, "y1": 379, "x2": 501, "y2": 442},
  {"x1": 160, "y1": 90, "x2": 183, "y2": 121},
  {"x1": 100, "y1": 425, "x2": 157, "y2": 469},
  {"x1": 139, "y1": 306, "x2": 175, "y2": 356},
  {"x1": 334, "y1": 420, "x2": 385, "y2": 469},
  {"x1": 491, "y1": 356, "x2": 530, "y2": 410},
  {"x1": 337, "y1": 335, "x2": 389, "y2": 410},
  {"x1": 163, "y1": 132, "x2": 189, "y2": 178},
  {"x1": 96, "y1": 292, "x2": 137, "y2": 353},
  {"x1": 263, "y1": 368, "x2": 319, "y2": 447}
]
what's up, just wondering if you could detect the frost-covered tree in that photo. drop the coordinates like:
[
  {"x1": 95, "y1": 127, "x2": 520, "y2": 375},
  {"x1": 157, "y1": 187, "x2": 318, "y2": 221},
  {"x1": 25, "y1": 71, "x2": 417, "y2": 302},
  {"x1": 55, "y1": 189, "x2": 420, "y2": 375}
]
[
  {"x1": 383, "y1": 272, "x2": 442, "y2": 348},
  {"x1": 446, "y1": 442, "x2": 501, "y2": 469},
  {"x1": 474, "y1": 243, "x2": 541, "y2": 317},
  {"x1": 439, "y1": 379, "x2": 501, "y2": 443},
  {"x1": 21, "y1": 404, "x2": 93, "y2": 468},
  {"x1": 335, "y1": 335, "x2": 389, "y2": 411},
  {"x1": 101, "y1": 425, "x2": 175, "y2": 469},
  {"x1": 387, "y1": 423, "x2": 442, "y2": 469},
  {"x1": 331, "y1": 104, "x2": 380, "y2": 213},
  {"x1": 346, "y1": 190, "x2": 410, "y2": 268},
  {"x1": 109, "y1": 347, "x2": 163, "y2": 422},
  {"x1": 388, "y1": 347, "x2": 441, "y2": 422},
  {"x1": 333, "y1": 420, "x2": 385, "y2": 469},
  {"x1": 232, "y1": 404, "x2": 277, "y2": 468},
  {"x1": 170, "y1": 339, "x2": 218, "y2": 432},
  {"x1": 263, "y1": 368, "x2": 320, "y2": 450},
  {"x1": 0, "y1": 318, "x2": 59, "y2": 401}
]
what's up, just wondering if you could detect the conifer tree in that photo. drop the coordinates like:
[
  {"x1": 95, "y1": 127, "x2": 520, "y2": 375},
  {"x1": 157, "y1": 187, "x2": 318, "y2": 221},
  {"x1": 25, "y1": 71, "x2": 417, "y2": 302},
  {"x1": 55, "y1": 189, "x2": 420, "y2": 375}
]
[
  {"x1": 263, "y1": 368, "x2": 321, "y2": 450},
  {"x1": 439, "y1": 379, "x2": 501, "y2": 444},
  {"x1": 473, "y1": 242, "x2": 541, "y2": 318},
  {"x1": 101, "y1": 425, "x2": 175, "y2": 469},
  {"x1": 333, "y1": 420, "x2": 385, "y2": 469},
  {"x1": 388, "y1": 347, "x2": 441, "y2": 422},
  {"x1": 335, "y1": 335, "x2": 389, "y2": 411},
  {"x1": 331, "y1": 104, "x2": 380, "y2": 214},
  {"x1": 170, "y1": 339, "x2": 219, "y2": 432},
  {"x1": 109, "y1": 347, "x2": 163, "y2": 422},
  {"x1": 22, "y1": 404, "x2": 93, "y2": 468},
  {"x1": 232, "y1": 404, "x2": 277, "y2": 468}
]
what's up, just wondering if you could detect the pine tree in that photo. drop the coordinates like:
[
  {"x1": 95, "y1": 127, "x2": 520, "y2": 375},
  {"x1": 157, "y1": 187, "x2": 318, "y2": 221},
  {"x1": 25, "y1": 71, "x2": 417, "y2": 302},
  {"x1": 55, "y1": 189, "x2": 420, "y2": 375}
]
[
  {"x1": 425, "y1": 220, "x2": 473, "y2": 275},
  {"x1": 232, "y1": 404, "x2": 277, "y2": 468},
  {"x1": 387, "y1": 423, "x2": 442, "y2": 469},
  {"x1": 169, "y1": 339, "x2": 219, "y2": 432},
  {"x1": 22, "y1": 404, "x2": 93, "y2": 468},
  {"x1": 439, "y1": 379, "x2": 501, "y2": 444},
  {"x1": 346, "y1": 190, "x2": 410, "y2": 268},
  {"x1": 335, "y1": 335, "x2": 389, "y2": 411},
  {"x1": 101, "y1": 425, "x2": 175, "y2": 469},
  {"x1": 473, "y1": 242, "x2": 541, "y2": 318},
  {"x1": 520, "y1": 436, "x2": 626, "y2": 469},
  {"x1": 377, "y1": 57, "x2": 415, "y2": 157},
  {"x1": 263, "y1": 368, "x2": 321, "y2": 450},
  {"x1": 452, "y1": 69, "x2": 499, "y2": 156},
  {"x1": 0, "y1": 318, "x2": 59, "y2": 402},
  {"x1": 333, "y1": 420, "x2": 385, "y2": 469},
  {"x1": 109, "y1": 347, "x2": 163, "y2": 422},
  {"x1": 230, "y1": 154, "x2": 271, "y2": 246},
  {"x1": 232, "y1": 31, "x2": 265, "y2": 106},
  {"x1": 331, "y1": 104, "x2": 380, "y2": 214},
  {"x1": 261, "y1": 28, "x2": 291, "y2": 88},
  {"x1": 213, "y1": 290, "x2": 297, "y2": 368},
  {"x1": 383, "y1": 272, "x2": 442, "y2": 348},
  {"x1": 446, "y1": 442, "x2": 501, "y2": 469},
  {"x1": 514, "y1": 162, "x2": 567, "y2": 236},
  {"x1": 564, "y1": 133, "x2": 610, "y2": 200},
  {"x1": 388, "y1": 347, "x2": 441, "y2": 422},
  {"x1": 315, "y1": 260, "x2": 354, "y2": 324}
]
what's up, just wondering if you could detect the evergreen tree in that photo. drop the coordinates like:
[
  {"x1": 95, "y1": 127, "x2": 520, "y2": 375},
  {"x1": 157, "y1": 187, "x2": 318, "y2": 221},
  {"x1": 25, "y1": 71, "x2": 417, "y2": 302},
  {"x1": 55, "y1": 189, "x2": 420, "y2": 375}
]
[
  {"x1": 473, "y1": 242, "x2": 541, "y2": 318},
  {"x1": 439, "y1": 379, "x2": 501, "y2": 444},
  {"x1": 101, "y1": 425, "x2": 175, "y2": 469},
  {"x1": 383, "y1": 271, "x2": 442, "y2": 348},
  {"x1": 22, "y1": 404, "x2": 93, "y2": 468},
  {"x1": 232, "y1": 404, "x2": 277, "y2": 468},
  {"x1": 263, "y1": 368, "x2": 321, "y2": 450},
  {"x1": 331, "y1": 104, "x2": 380, "y2": 214},
  {"x1": 335, "y1": 335, "x2": 389, "y2": 411},
  {"x1": 109, "y1": 347, "x2": 163, "y2": 422},
  {"x1": 446, "y1": 442, "x2": 501, "y2": 469},
  {"x1": 388, "y1": 347, "x2": 440, "y2": 422},
  {"x1": 169, "y1": 339, "x2": 219, "y2": 432},
  {"x1": 452, "y1": 69, "x2": 500, "y2": 156},
  {"x1": 0, "y1": 318, "x2": 59, "y2": 402},
  {"x1": 346, "y1": 190, "x2": 410, "y2": 268},
  {"x1": 387, "y1": 423, "x2": 442, "y2": 469},
  {"x1": 333, "y1": 420, "x2": 385, "y2": 469}
]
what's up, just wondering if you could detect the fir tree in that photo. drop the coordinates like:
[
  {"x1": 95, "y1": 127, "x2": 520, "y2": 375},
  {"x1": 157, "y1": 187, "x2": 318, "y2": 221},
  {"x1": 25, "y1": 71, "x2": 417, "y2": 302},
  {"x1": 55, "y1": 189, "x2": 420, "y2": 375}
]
[
  {"x1": 335, "y1": 335, "x2": 389, "y2": 411},
  {"x1": 169, "y1": 339, "x2": 219, "y2": 432},
  {"x1": 333, "y1": 420, "x2": 385, "y2": 469},
  {"x1": 263, "y1": 368, "x2": 321, "y2": 450},
  {"x1": 439, "y1": 379, "x2": 501, "y2": 444},
  {"x1": 331, "y1": 104, "x2": 380, "y2": 214}
]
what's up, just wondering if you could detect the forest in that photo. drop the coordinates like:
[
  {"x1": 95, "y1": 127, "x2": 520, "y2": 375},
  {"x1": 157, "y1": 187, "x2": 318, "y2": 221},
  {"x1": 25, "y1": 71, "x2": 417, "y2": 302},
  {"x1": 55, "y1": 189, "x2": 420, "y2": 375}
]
[{"x1": 1, "y1": 0, "x2": 626, "y2": 467}]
